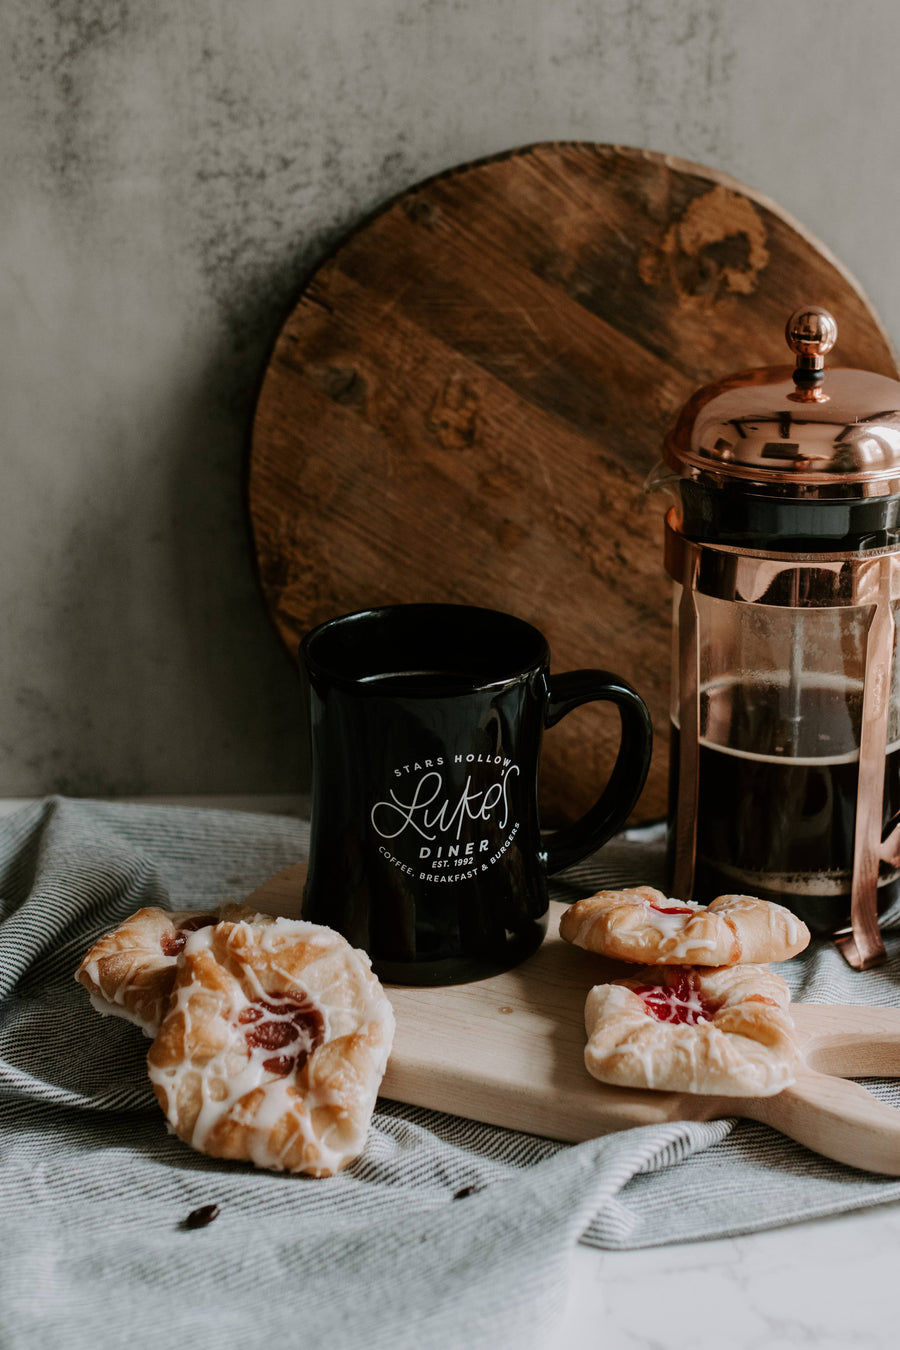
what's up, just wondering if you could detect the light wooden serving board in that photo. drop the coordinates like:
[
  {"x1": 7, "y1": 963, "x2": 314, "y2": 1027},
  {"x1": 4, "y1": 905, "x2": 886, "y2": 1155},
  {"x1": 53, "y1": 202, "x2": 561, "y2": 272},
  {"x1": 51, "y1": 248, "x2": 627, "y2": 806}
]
[{"x1": 248, "y1": 865, "x2": 900, "y2": 1175}]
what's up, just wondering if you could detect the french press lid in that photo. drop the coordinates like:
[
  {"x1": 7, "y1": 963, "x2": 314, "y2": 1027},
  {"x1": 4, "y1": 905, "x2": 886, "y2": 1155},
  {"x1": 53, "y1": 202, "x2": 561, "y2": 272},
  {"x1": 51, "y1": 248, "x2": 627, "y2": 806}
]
[{"x1": 663, "y1": 307, "x2": 900, "y2": 550}]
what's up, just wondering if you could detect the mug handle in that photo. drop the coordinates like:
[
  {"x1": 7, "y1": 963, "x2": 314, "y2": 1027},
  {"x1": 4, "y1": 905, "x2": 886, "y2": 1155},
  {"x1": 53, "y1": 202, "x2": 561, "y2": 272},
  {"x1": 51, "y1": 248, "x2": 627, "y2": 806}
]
[{"x1": 540, "y1": 670, "x2": 653, "y2": 875}]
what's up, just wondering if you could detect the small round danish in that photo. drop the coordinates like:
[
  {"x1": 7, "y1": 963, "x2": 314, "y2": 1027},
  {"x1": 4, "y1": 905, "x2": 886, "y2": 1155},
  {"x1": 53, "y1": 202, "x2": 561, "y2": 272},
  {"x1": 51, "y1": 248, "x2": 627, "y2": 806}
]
[
  {"x1": 146, "y1": 916, "x2": 395, "y2": 1177},
  {"x1": 559, "y1": 887, "x2": 810, "y2": 966},
  {"x1": 583, "y1": 963, "x2": 798, "y2": 1097},
  {"x1": 75, "y1": 903, "x2": 263, "y2": 1036}
]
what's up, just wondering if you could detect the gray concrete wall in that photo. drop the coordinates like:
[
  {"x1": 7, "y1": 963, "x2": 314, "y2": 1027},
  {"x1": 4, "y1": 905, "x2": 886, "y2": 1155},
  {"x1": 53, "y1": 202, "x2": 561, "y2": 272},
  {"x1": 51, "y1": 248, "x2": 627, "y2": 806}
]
[{"x1": 2, "y1": 0, "x2": 898, "y2": 798}]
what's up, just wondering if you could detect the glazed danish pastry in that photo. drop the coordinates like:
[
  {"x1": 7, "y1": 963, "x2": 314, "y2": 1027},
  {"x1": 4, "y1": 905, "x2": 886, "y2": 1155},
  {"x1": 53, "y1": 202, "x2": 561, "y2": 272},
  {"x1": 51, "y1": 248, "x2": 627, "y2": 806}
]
[
  {"x1": 559, "y1": 887, "x2": 810, "y2": 966},
  {"x1": 75, "y1": 903, "x2": 263, "y2": 1036},
  {"x1": 146, "y1": 915, "x2": 395, "y2": 1177},
  {"x1": 583, "y1": 963, "x2": 798, "y2": 1097}
]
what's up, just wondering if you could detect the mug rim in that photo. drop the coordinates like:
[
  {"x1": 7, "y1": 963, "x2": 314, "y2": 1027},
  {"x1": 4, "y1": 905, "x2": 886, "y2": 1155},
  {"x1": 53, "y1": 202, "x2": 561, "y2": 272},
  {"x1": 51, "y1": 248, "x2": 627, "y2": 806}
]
[{"x1": 300, "y1": 602, "x2": 551, "y2": 695}]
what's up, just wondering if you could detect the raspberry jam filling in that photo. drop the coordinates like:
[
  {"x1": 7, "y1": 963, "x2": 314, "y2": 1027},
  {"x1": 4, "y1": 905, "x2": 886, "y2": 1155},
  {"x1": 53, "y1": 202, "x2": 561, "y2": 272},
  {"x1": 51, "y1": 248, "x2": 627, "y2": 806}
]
[
  {"x1": 237, "y1": 992, "x2": 325, "y2": 1075},
  {"x1": 631, "y1": 971, "x2": 713, "y2": 1025},
  {"x1": 648, "y1": 901, "x2": 696, "y2": 916},
  {"x1": 160, "y1": 914, "x2": 217, "y2": 957}
]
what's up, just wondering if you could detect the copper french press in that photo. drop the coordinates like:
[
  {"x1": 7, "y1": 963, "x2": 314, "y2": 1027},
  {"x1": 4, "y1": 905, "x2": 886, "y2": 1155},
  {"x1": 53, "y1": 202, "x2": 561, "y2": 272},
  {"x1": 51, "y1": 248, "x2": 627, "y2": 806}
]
[{"x1": 661, "y1": 306, "x2": 900, "y2": 969}]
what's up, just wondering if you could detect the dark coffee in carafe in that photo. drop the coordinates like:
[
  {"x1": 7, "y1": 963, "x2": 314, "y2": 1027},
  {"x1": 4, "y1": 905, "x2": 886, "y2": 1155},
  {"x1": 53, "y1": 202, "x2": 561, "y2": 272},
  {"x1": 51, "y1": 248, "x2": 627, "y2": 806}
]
[{"x1": 670, "y1": 679, "x2": 900, "y2": 934}]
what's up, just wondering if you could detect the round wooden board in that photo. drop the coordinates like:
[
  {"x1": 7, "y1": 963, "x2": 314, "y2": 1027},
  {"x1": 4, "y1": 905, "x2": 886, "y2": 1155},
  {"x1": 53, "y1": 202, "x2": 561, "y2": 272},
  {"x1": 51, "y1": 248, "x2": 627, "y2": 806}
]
[{"x1": 249, "y1": 142, "x2": 899, "y2": 825}]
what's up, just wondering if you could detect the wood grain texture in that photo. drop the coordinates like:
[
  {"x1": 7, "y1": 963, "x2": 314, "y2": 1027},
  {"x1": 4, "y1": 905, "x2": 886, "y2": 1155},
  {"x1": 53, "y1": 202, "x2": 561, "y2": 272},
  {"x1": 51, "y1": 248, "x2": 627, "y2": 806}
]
[
  {"x1": 249, "y1": 142, "x2": 900, "y2": 823},
  {"x1": 249, "y1": 865, "x2": 900, "y2": 1175}
]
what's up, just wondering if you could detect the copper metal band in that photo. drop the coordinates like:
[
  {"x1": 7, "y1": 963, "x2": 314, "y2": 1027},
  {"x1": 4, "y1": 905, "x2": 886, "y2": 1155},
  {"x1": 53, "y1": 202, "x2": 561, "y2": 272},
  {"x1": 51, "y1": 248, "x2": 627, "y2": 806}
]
[
  {"x1": 664, "y1": 512, "x2": 900, "y2": 609},
  {"x1": 842, "y1": 554, "x2": 892, "y2": 968},
  {"x1": 673, "y1": 546, "x2": 700, "y2": 901}
]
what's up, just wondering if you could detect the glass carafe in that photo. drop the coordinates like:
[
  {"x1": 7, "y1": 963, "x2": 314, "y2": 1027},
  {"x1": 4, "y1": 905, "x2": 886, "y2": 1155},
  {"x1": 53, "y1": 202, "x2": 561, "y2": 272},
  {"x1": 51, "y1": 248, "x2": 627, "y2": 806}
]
[
  {"x1": 668, "y1": 577, "x2": 900, "y2": 935},
  {"x1": 661, "y1": 307, "x2": 900, "y2": 969}
]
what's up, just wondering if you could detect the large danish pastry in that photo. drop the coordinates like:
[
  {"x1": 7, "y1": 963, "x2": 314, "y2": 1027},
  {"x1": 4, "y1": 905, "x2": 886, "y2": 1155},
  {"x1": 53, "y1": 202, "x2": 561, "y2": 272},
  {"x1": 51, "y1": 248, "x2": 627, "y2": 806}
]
[
  {"x1": 75, "y1": 903, "x2": 263, "y2": 1035},
  {"x1": 146, "y1": 915, "x2": 395, "y2": 1176},
  {"x1": 583, "y1": 963, "x2": 798, "y2": 1096},
  {"x1": 559, "y1": 886, "x2": 810, "y2": 966}
]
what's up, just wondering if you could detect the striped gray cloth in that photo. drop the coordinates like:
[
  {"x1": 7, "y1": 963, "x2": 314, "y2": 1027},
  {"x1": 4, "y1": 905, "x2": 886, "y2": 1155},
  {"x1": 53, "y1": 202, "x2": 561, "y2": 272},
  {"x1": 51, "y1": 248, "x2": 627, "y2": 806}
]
[{"x1": 2, "y1": 798, "x2": 900, "y2": 1349}]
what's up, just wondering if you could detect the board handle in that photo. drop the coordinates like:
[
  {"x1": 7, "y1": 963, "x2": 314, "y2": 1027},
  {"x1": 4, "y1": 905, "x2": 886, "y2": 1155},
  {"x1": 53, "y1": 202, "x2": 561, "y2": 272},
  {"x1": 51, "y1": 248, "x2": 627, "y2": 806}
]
[
  {"x1": 792, "y1": 1003, "x2": 900, "y2": 1077},
  {"x1": 741, "y1": 1068, "x2": 900, "y2": 1176}
]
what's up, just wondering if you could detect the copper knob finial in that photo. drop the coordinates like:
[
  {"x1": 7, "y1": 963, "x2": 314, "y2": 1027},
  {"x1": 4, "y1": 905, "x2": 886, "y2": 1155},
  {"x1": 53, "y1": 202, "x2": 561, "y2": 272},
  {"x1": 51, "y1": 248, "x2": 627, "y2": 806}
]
[{"x1": 786, "y1": 305, "x2": 837, "y2": 400}]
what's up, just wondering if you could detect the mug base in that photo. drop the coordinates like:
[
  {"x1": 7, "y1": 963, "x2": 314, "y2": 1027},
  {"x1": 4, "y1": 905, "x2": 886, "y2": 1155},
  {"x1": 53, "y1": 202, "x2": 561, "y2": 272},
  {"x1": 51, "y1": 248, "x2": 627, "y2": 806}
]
[{"x1": 371, "y1": 918, "x2": 547, "y2": 987}]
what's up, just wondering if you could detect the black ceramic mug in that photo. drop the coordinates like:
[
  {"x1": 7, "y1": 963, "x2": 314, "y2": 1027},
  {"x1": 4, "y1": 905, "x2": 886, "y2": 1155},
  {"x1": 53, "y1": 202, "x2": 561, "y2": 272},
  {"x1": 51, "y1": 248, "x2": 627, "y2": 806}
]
[{"x1": 300, "y1": 604, "x2": 652, "y2": 985}]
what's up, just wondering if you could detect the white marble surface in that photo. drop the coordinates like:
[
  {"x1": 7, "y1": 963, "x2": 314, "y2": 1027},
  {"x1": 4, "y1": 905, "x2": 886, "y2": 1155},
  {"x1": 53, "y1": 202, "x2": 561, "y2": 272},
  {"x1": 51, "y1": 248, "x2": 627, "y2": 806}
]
[{"x1": 549, "y1": 1200, "x2": 900, "y2": 1349}]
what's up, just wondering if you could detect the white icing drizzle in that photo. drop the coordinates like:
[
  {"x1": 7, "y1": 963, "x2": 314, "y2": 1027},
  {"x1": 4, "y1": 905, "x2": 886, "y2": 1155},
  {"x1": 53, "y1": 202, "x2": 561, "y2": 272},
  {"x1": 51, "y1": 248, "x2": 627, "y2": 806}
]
[
  {"x1": 75, "y1": 908, "x2": 212, "y2": 1030},
  {"x1": 631, "y1": 896, "x2": 720, "y2": 957},
  {"x1": 76, "y1": 905, "x2": 282, "y2": 1035},
  {"x1": 584, "y1": 976, "x2": 797, "y2": 1097},
  {"x1": 148, "y1": 918, "x2": 395, "y2": 1176},
  {"x1": 712, "y1": 894, "x2": 809, "y2": 953},
  {"x1": 637, "y1": 977, "x2": 710, "y2": 1026}
]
